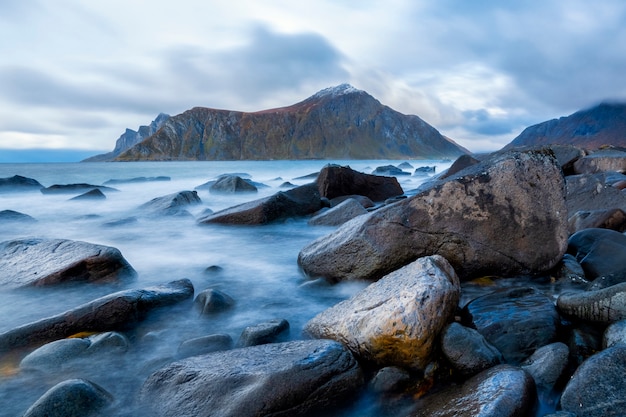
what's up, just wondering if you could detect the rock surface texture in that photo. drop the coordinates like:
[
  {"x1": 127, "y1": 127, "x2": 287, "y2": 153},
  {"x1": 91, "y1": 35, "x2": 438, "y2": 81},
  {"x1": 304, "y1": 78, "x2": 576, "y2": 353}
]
[{"x1": 298, "y1": 149, "x2": 568, "y2": 282}]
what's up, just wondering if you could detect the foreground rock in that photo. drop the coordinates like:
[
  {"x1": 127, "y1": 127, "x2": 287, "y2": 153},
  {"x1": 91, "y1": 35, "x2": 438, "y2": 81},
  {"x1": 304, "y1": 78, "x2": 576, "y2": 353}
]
[
  {"x1": 140, "y1": 339, "x2": 364, "y2": 417},
  {"x1": 0, "y1": 279, "x2": 193, "y2": 353},
  {"x1": 0, "y1": 238, "x2": 136, "y2": 289},
  {"x1": 316, "y1": 164, "x2": 403, "y2": 202},
  {"x1": 138, "y1": 190, "x2": 202, "y2": 216},
  {"x1": 409, "y1": 365, "x2": 535, "y2": 417},
  {"x1": 0, "y1": 175, "x2": 43, "y2": 192},
  {"x1": 299, "y1": 149, "x2": 568, "y2": 281},
  {"x1": 198, "y1": 183, "x2": 322, "y2": 225},
  {"x1": 304, "y1": 255, "x2": 460, "y2": 371},
  {"x1": 560, "y1": 345, "x2": 626, "y2": 416},
  {"x1": 23, "y1": 379, "x2": 113, "y2": 417}
]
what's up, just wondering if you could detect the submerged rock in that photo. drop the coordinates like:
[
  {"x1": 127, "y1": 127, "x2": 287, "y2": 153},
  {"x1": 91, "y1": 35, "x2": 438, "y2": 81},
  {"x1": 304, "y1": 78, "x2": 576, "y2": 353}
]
[
  {"x1": 0, "y1": 238, "x2": 136, "y2": 289},
  {"x1": 304, "y1": 255, "x2": 460, "y2": 371},
  {"x1": 22, "y1": 379, "x2": 113, "y2": 417},
  {"x1": 299, "y1": 149, "x2": 568, "y2": 282},
  {"x1": 0, "y1": 174, "x2": 43, "y2": 192},
  {"x1": 0, "y1": 279, "x2": 194, "y2": 353},
  {"x1": 140, "y1": 339, "x2": 364, "y2": 417}
]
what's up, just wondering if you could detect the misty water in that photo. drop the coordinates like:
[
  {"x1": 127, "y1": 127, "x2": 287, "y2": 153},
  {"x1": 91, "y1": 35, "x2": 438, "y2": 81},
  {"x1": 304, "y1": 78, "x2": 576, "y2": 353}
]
[{"x1": 0, "y1": 160, "x2": 452, "y2": 416}]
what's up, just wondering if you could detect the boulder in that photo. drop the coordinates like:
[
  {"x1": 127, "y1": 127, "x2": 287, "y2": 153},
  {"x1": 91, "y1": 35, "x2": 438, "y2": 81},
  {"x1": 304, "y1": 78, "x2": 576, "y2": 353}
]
[
  {"x1": 0, "y1": 238, "x2": 136, "y2": 289},
  {"x1": 461, "y1": 287, "x2": 560, "y2": 364},
  {"x1": 20, "y1": 338, "x2": 91, "y2": 372},
  {"x1": 140, "y1": 339, "x2": 364, "y2": 417},
  {"x1": 573, "y1": 148, "x2": 626, "y2": 174},
  {"x1": 371, "y1": 165, "x2": 410, "y2": 176},
  {"x1": 22, "y1": 379, "x2": 113, "y2": 417},
  {"x1": 369, "y1": 366, "x2": 412, "y2": 394},
  {"x1": 308, "y1": 198, "x2": 368, "y2": 226},
  {"x1": 557, "y1": 282, "x2": 626, "y2": 324},
  {"x1": 40, "y1": 184, "x2": 117, "y2": 194},
  {"x1": 439, "y1": 154, "x2": 480, "y2": 179},
  {"x1": 304, "y1": 255, "x2": 460, "y2": 371},
  {"x1": 329, "y1": 194, "x2": 375, "y2": 208},
  {"x1": 603, "y1": 320, "x2": 626, "y2": 348},
  {"x1": 568, "y1": 208, "x2": 626, "y2": 234},
  {"x1": 299, "y1": 149, "x2": 568, "y2": 282},
  {"x1": 520, "y1": 342, "x2": 569, "y2": 393},
  {"x1": 560, "y1": 345, "x2": 626, "y2": 417},
  {"x1": 69, "y1": 188, "x2": 106, "y2": 201},
  {"x1": 567, "y1": 228, "x2": 626, "y2": 283},
  {"x1": 208, "y1": 175, "x2": 257, "y2": 194},
  {"x1": 138, "y1": 190, "x2": 201, "y2": 216},
  {"x1": 237, "y1": 318, "x2": 290, "y2": 347},
  {"x1": 0, "y1": 209, "x2": 36, "y2": 223},
  {"x1": 565, "y1": 173, "x2": 626, "y2": 216},
  {"x1": 413, "y1": 166, "x2": 436, "y2": 175},
  {"x1": 316, "y1": 165, "x2": 404, "y2": 202},
  {"x1": 440, "y1": 322, "x2": 504, "y2": 376},
  {"x1": 198, "y1": 183, "x2": 322, "y2": 225},
  {"x1": 0, "y1": 174, "x2": 43, "y2": 192},
  {"x1": 177, "y1": 334, "x2": 233, "y2": 358},
  {"x1": 194, "y1": 289, "x2": 235, "y2": 314},
  {"x1": 408, "y1": 365, "x2": 535, "y2": 417},
  {"x1": 0, "y1": 279, "x2": 194, "y2": 353}
]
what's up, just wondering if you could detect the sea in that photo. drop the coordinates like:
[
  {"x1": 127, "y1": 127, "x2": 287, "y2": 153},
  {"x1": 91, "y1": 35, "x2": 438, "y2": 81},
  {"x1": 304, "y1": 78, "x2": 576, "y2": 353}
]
[{"x1": 0, "y1": 160, "x2": 452, "y2": 416}]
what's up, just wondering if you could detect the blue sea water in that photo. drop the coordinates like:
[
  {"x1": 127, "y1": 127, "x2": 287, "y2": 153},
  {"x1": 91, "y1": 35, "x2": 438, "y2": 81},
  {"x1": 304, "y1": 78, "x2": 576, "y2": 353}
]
[{"x1": 0, "y1": 160, "x2": 451, "y2": 416}]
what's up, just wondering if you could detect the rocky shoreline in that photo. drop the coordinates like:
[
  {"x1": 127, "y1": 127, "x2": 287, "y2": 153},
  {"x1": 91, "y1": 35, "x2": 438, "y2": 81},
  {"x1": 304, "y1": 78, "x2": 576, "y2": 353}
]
[{"x1": 2, "y1": 146, "x2": 626, "y2": 416}]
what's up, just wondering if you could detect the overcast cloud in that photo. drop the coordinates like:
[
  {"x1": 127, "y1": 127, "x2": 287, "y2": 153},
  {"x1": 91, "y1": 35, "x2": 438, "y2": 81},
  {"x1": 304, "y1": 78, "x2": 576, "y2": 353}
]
[{"x1": 1, "y1": 0, "x2": 625, "y2": 157}]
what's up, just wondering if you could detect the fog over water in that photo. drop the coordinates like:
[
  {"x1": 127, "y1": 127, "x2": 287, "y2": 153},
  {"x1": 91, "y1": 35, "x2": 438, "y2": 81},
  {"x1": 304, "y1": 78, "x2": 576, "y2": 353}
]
[{"x1": 0, "y1": 160, "x2": 451, "y2": 416}]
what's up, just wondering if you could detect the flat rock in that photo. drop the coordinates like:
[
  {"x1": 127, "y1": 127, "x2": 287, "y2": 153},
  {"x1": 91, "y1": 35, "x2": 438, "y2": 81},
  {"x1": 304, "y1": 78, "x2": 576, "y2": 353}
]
[
  {"x1": 560, "y1": 344, "x2": 626, "y2": 416},
  {"x1": 0, "y1": 238, "x2": 136, "y2": 289},
  {"x1": 177, "y1": 334, "x2": 233, "y2": 358},
  {"x1": 140, "y1": 339, "x2": 364, "y2": 417},
  {"x1": 409, "y1": 365, "x2": 535, "y2": 417},
  {"x1": 23, "y1": 379, "x2": 113, "y2": 417},
  {"x1": 194, "y1": 288, "x2": 235, "y2": 314},
  {"x1": 0, "y1": 279, "x2": 194, "y2": 353},
  {"x1": 304, "y1": 255, "x2": 460, "y2": 371},
  {"x1": 316, "y1": 164, "x2": 404, "y2": 202},
  {"x1": 299, "y1": 149, "x2": 568, "y2": 282},
  {"x1": 557, "y1": 281, "x2": 626, "y2": 324}
]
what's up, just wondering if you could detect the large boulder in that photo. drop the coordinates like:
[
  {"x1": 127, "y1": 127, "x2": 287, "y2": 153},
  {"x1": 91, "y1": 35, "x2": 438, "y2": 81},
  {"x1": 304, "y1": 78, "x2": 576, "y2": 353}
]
[
  {"x1": 0, "y1": 279, "x2": 194, "y2": 353},
  {"x1": 198, "y1": 183, "x2": 322, "y2": 225},
  {"x1": 299, "y1": 149, "x2": 568, "y2": 282},
  {"x1": 22, "y1": 379, "x2": 113, "y2": 417},
  {"x1": 304, "y1": 255, "x2": 460, "y2": 371},
  {"x1": 140, "y1": 339, "x2": 364, "y2": 417},
  {"x1": 316, "y1": 165, "x2": 403, "y2": 202},
  {"x1": 0, "y1": 238, "x2": 136, "y2": 289},
  {"x1": 560, "y1": 345, "x2": 626, "y2": 416},
  {"x1": 408, "y1": 365, "x2": 536, "y2": 417},
  {"x1": 138, "y1": 190, "x2": 201, "y2": 216}
]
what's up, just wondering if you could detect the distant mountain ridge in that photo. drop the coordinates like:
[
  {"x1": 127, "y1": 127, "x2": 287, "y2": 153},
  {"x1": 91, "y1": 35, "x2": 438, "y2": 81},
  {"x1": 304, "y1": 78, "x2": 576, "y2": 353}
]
[
  {"x1": 505, "y1": 102, "x2": 626, "y2": 150},
  {"x1": 83, "y1": 113, "x2": 170, "y2": 162},
  {"x1": 92, "y1": 84, "x2": 468, "y2": 162}
]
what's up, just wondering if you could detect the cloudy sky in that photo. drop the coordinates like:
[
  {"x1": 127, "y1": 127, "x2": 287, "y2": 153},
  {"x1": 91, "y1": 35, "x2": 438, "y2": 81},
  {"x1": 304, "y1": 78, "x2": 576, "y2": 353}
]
[{"x1": 1, "y1": 0, "x2": 625, "y2": 161}]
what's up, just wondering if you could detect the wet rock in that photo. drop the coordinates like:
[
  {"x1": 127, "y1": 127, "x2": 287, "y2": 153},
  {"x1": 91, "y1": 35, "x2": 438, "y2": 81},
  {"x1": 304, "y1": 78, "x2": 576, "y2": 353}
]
[
  {"x1": 557, "y1": 282, "x2": 626, "y2": 323},
  {"x1": 567, "y1": 228, "x2": 626, "y2": 283},
  {"x1": 369, "y1": 366, "x2": 412, "y2": 394},
  {"x1": 329, "y1": 194, "x2": 375, "y2": 208},
  {"x1": 316, "y1": 165, "x2": 404, "y2": 202},
  {"x1": 69, "y1": 188, "x2": 106, "y2": 201},
  {"x1": 408, "y1": 365, "x2": 535, "y2": 417},
  {"x1": 299, "y1": 149, "x2": 567, "y2": 282},
  {"x1": 208, "y1": 175, "x2": 257, "y2": 194},
  {"x1": 138, "y1": 190, "x2": 201, "y2": 216},
  {"x1": 0, "y1": 238, "x2": 136, "y2": 289},
  {"x1": 40, "y1": 183, "x2": 117, "y2": 194},
  {"x1": 603, "y1": 320, "x2": 626, "y2": 348},
  {"x1": 198, "y1": 183, "x2": 322, "y2": 225},
  {"x1": 520, "y1": 342, "x2": 569, "y2": 393},
  {"x1": 0, "y1": 174, "x2": 43, "y2": 192},
  {"x1": 308, "y1": 198, "x2": 368, "y2": 226},
  {"x1": 462, "y1": 287, "x2": 560, "y2": 364},
  {"x1": 237, "y1": 318, "x2": 290, "y2": 347},
  {"x1": 440, "y1": 322, "x2": 504, "y2": 376},
  {"x1": 372, "y1": 165, "x2": 410, "y2": 176},
  {"x1": 568, "y1": 326, "x2": 603, "y2": 367},
  {"x1": 20, "y1": 338, "x2": 91, "y2": 372},
  {"x1": 177, "y1": 334, "x2": 233, "y2": 358},
  {"x1": 567, "y1": 208, "x2": 626, "y2": 234},
  {"x1": 553, "y1": 253, "x2": 588, "y2": 284},
  {"x1": 23, "y1": 379, "x2": 113, "y2": 417},
  {"x1": 140, "y1": 339, "x2": 364, "y2": 417},
  {"x1": 304, "y1": 255, "x2": 460, "y2": 371},
  {"x1": 0, "y1": 209, "x2": 36, "y2": 223},
  {"x1": 194, "y1": 288, "x2": 235, "y2": 314},
  {"x1": 86, "y1": 331, "x2": 129, "y2": 355},
  {"x1": 0, "y1": 279, "x2": 194, "y2": 353},
  {"x1": 573, "y1": 148, "x2": 626, "y2": 174},
  {"x1": 560, "y1": 345, "x2": 626, "y2": 417}
]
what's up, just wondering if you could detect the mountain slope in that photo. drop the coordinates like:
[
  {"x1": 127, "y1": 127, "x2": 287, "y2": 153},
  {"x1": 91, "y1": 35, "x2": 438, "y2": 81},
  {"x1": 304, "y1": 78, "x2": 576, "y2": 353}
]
[
  {"x1": 505, "y1": 102, "x2": 626, "y2": 150},
  {"x1": 111, "y1": 84, "x2": 468, "y2": 161}
]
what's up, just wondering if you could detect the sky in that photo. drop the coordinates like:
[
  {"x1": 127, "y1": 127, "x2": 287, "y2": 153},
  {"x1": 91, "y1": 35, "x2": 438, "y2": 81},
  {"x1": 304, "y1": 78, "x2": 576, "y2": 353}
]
[{"x1": 1, "y1": 0, "x2": 626, "y2": 161}]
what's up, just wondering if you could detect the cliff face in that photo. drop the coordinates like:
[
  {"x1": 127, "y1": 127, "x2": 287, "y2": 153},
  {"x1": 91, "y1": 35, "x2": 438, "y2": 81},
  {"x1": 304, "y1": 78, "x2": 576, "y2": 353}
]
[
  {"x1": 505, "y1": 102, "x2": 626, "y2": 151},
  {"x1": 83, "y1": 113, "x2": 170, "y2": 162},
  {"x1": 112, "y1": 84, "x2": 468, "y2": 161}
]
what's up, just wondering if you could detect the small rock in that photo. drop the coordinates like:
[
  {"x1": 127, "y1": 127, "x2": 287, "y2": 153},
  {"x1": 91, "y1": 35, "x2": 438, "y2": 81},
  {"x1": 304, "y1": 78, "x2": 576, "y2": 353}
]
[
  {"x1": 177, "y1": 334, "x2": 233, "y2": 358},
  {"x1": 372, "y1": 165, "x2": 410, "y2": 176},
  {"x1": 440, "y1": 322, "x2": 504, "y2": 376},
  {"x1": 69, "y1": 188, "x2": 106, "y2": 201},
  {"x1": 369, "y1": 366, "x2": 412, "y2": 393},
  {"x1": 23, "y1": 379, "x2": 113, "y2": 417},
  {"x1": 208, "y1": 175, "x2": 257, "y2": 194},
  {"x1": 520, "y1": 342, "x2": 569, "y2": 392},
  {"x1": 194, "y1": 289, "x2": 235, "y2": 314},
  {"x1": 237, "y1": 318, "x2": 290, "y2": 347},
  {"x1": 139, "y1": 190, "x2": 202, "y2": 216},
  {"x1": 0, "y1": 209, "x2": 36, "y2": 223}
]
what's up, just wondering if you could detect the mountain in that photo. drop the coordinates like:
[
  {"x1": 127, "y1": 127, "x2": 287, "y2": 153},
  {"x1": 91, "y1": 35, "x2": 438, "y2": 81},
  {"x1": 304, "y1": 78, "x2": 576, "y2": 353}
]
[
  {"x1": 504, "y1": 102, "x2": 626, "y2": 150},
  {"x1": 83, "y1": 113, "x2": 170, "y2": 162},
  {"x1": 105, "y1": 84, "x2": 468, "y2": 161}
]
